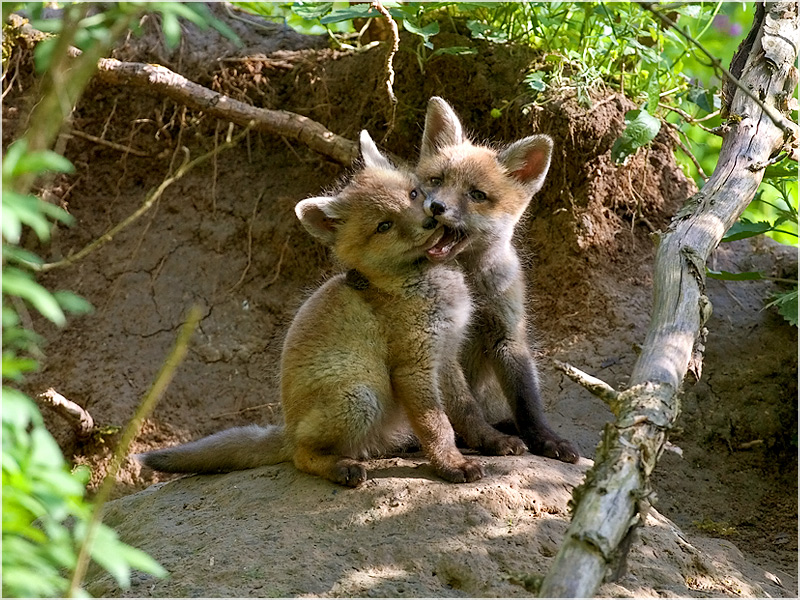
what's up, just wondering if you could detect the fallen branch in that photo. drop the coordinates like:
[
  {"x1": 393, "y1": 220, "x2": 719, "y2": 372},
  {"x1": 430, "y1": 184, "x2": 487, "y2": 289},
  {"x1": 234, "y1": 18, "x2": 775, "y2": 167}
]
[
  {"x1": 10, "y1": 13, "x2": 359, "y2": 166},
  {"x1": 93, "y1": 58, "x2": 358, "y2": 165},
  {"x1": 539, "y1": 4, "x2": 799, "y2": 597},
  {"x1": 553, "y1": 360, "x2": 619, "y2": 409},
  {"x1": 38, "y1": 388, "x2": 95, "y2": 438}
]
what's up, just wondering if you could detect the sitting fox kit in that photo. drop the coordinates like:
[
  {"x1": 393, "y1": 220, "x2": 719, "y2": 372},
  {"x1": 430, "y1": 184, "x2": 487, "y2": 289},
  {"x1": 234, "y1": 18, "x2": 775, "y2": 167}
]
[
  {"x1": 139, "y1": 131, "x2": 483, "y2": 487},
  {"x1": 416, "y1": 97, "x2": 579, "y2": 463}
]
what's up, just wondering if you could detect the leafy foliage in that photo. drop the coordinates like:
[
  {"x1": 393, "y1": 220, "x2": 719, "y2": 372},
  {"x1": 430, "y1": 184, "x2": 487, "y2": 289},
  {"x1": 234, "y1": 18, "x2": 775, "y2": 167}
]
[
  {"x1": 1, "y1": 2, "x2": 233, "y2": 595},
  {"x1": 233, "y1": 1, "x2": 796, "y2": 247},
  {"x1": 232, "y1": 1, "x2": 796, "y2": 325},
  {"x1": 2, "y1": 147, "x2": 168, "y2": 596}
]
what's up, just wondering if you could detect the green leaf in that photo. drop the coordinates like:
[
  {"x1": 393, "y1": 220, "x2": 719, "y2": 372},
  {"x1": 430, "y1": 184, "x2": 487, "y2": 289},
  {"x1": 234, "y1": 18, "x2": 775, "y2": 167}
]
[
  {"x1": 1, "y1": 355, "x2": 39, "y2": 381},
  {"x1": 766, "y1": 288, "x2": 798, "y2": 326},
  {"x1": 686, "y1": 85, "x2": 714, "y2": 113},
  {"x1": 161, "y1": 12, "x2": 182, "y2": 49},
  {"x1": 53, "y1": 291, "x2": 94, "y2": 316},
  {"x1": 320, "y1": 4, "x2": 374, "y2": 24},
  {"x1": 402, "y1": 18, "x2": 439, "y2": 48},
  {"x1": 611, "y1": 109, "x2": 661, "y2": 164},
  {"x1": 466, "y1": 20, "x2": 508, "y2": 43},
  {"x1": 32, "y1": 36, "x2": 59, "y2": 74},
  {"x1": 2, "y1": 245, "x2": 44, "y2": 267},
  {"x1": 9, "y1": 148, "x2": 74, "y2": 178},
  {"x1": 524, "y1": 70, "x2": 547, "y2": 92},
  {"x1": 722, "y1": 219, "x2": 772, "y2": 242},
  {"x1": 292, "y1": 2, "x2": 334, "y2": 20},
  {"x1": 706, "y1": 269, "x2": 764, "y2": 281},
  {"x1": 1, "y1": 268, "x2": 66, "y2": 326},
  {"x1": 763, "y1": 162, "x2": 798, "y2": 179}
]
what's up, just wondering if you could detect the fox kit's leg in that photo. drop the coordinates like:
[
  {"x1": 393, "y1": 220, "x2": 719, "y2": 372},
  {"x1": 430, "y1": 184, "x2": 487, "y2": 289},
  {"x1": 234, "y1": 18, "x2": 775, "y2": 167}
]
[
  {"x1": 439, "y1": 356, "x2": 527, "y2": 456},
  {"x1": 489, "y1": 334, "x2": 579, "y2": 463},
  {"x1": 392, "y1": 365, "x2": 484, "y2": 483},
  {"x1": 292, "y1": 445, "x2": 368, "y2": 487},
  {"x1": 288, "y1": 384, "x2": 382, "y2": 487}
]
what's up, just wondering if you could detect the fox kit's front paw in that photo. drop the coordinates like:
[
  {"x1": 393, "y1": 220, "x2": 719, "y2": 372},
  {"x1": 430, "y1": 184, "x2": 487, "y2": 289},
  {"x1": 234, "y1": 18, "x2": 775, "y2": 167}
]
[
  {"x1": 435, "y1": 456, "x2": 484, "y2": 483},
  {"x1": 480, "y1": 434, "x2": 527, "y2": 456},
  {"x1": 332, "y1": 461, "x2": 368, "y2": 487},
  {"x1": 526, "y1": 433, "x2": 580, "y2": 464}
]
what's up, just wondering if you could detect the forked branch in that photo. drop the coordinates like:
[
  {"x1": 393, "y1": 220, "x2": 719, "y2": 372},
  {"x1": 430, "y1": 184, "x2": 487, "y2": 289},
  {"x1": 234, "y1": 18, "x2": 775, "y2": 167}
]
[{"x1": 539, "y1": 3, "x2": 799, "y2": 597}]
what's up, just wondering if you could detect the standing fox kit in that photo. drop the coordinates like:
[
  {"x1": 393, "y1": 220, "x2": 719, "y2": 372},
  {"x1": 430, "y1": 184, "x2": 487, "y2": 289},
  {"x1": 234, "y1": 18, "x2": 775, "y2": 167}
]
[
  {"x1": 139, "y1": 131, "x2": 483, "y2": 487},
  {"x1": 416, "y1": 97, "x2": 579, "y2": 463}
]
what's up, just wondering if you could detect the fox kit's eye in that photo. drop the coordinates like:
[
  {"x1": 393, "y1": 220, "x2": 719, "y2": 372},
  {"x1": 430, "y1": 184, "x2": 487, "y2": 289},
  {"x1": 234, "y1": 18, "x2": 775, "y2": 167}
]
[
  {"x1": 429, "y1": 176, "x2": 443, "y2": 187},
  {"x1": 409, "y1": 189, "x2": 418, "y2": 200},
  {"x1": 376, "y1": 221, "x2": 393, "y2": 234},
  {"x1": 469, "y1": 189, "x2": 488, "y2": 202}
]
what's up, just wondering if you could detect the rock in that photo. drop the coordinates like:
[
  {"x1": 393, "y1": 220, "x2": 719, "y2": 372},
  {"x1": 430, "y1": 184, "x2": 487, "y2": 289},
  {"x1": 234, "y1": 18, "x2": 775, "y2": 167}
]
[{"x1": 88, "y1": 454, "x2": 780, "y2": 598}]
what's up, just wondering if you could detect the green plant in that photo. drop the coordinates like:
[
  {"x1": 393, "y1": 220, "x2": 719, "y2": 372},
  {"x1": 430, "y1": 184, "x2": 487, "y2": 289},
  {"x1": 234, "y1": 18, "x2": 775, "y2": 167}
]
[
  {"x1": 2, "y1": 3, "x2": 235, "y2": 595},
  {"x1": 2, "y1": 142, "x2": 167, "y2": 597},
  {"x1": 237, "y1": 2, "x2": 796, "y2": 251}
]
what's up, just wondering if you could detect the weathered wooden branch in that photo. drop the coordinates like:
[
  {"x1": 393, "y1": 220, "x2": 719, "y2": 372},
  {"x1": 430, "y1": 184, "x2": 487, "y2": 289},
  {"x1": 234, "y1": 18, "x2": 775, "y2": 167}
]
[
  {"x1": 7, "y1": 13, "x2": 359, "y2": 166},
  {"x1": 539, "y1": 4, "x2": 799, "y2": 597},
  {"x1": 93, "y1": 58, "x2": 359, "y2": 165}
]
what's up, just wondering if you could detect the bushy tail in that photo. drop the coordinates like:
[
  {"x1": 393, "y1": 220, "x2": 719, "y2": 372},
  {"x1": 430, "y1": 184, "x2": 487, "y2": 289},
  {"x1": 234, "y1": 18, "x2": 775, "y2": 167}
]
[{"x1": 135, "y1": 424, "x2": 290, "y2": 474}]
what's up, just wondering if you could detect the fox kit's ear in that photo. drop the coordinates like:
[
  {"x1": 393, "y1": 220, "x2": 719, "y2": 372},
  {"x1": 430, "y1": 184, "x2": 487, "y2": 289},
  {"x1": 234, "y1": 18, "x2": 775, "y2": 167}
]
[
  {"x1": 359, "y1": 130, "x2": 394, "y2": 170},
  {"x1": 498, "y1": 135, "x2": 553, "y2": 196},
  {"x1": 295, "y1": 196, "x2": 344, "y2": 245},
  {"x1": 420, "y1": 97, "x2": 465, "y2": 159}
]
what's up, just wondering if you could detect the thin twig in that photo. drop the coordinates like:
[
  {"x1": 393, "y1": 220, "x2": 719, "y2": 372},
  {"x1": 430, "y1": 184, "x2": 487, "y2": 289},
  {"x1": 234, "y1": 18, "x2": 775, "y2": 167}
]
[
  {"x1": 372, "y1": 0, "x2": 399, "y2": 143},
  {"x1": 658, "y1": 103, "x2": 719, "y2": 135},
  {"x1": 64, "y1": 129, "x2": 150, "y2": 157},
  {"x1": 228, "y1": 191, "x2": 263, "y2": 293},
  {"x1": 265, "y1": 236, "x2": 291, "y2": 287},
  {"x1": 67, "y1": 305, "x2": 203, "y2": 597},
  {"x1": 38, "y1": 388, "x2": 95, "y2": 438},
  {"x1": 31, "y1": 124, "x2": 254, "y2": 273},
  {"x1": 662, "y1": 119, "x2": 709, "y2": 181}
]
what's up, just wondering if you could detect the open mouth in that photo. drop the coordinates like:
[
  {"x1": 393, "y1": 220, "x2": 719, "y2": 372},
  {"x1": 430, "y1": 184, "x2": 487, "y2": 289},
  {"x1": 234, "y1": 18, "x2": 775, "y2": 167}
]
[{"x1": 424, "y1": 225, "x2": 468, "y2": 262}]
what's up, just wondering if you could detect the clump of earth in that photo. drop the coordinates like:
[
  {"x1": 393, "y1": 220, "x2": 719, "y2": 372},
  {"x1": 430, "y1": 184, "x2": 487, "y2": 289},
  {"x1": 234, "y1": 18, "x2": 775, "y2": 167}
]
[{"x1": 5, "y1": 6, "x2": 796, "y2": 597}]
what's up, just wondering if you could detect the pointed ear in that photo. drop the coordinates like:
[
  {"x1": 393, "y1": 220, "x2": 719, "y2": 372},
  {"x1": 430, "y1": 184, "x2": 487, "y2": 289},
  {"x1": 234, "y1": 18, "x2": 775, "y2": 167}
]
[
  {"x1": 498, "y1": 135, "x2": 553, "y2": 195},
  {"x1": 360, "y1": 130, "x2": 394, "y2": 170},
  {"x1": 295, "y1": 196, "x2": 345, "y2": 245},
  {"x1": 420, "y1": 97, "x2": 465, "y2": 160}
]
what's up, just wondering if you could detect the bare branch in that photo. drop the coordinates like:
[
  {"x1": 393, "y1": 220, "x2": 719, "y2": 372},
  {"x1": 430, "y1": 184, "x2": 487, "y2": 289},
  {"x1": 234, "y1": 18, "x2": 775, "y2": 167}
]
[
  {"x1": 10, "y1": 14, "x2": 359, "y2": 166},
  {"x1": 540, "y1": 4, "x2": 799, "y2": 597},
  {"x1": 553, "y1": 360, "x2": 620, "y2": 411},
  {"x1": 38, "y1": 388, "x2": 95, "y2": 438}
]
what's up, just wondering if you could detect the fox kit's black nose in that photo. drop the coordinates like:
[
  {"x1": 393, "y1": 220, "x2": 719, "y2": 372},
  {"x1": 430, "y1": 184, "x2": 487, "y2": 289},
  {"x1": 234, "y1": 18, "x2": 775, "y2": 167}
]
[
  {"x1": 422, "y1": 216, "x2": 438, "y2": 230},
  {"x1": 429, "y1": 200, "x2": 446, "y2": 216}
]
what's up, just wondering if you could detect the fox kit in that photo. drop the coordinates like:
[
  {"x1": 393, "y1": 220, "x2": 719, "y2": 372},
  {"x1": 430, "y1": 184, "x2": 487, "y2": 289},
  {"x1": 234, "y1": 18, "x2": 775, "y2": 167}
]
[
  {"x1": 138, "y1": 131, "x2": 484, "y2": 487},
  {"x1": 415, "y1": 97, "x2": 579, "y2": 463}
]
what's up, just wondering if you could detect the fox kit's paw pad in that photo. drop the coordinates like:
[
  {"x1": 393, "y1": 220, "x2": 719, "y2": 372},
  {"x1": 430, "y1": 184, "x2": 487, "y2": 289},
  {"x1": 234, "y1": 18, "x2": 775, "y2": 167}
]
[
  {"x1": 481, "y1": 434, "x2": 527, "y2": 456},
  {"x1": 436, "y1": 457, "x2": 484, "y2": 483},
  {"x1": 333, "y1": 463, "x2": 368, "y2": 487}
]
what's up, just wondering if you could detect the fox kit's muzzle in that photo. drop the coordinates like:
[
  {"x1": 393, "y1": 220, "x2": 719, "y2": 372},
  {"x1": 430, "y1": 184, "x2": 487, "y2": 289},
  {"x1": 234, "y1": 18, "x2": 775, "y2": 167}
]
[{"x1": 425, "y1": 198, "x2": 447, "y2": 217}]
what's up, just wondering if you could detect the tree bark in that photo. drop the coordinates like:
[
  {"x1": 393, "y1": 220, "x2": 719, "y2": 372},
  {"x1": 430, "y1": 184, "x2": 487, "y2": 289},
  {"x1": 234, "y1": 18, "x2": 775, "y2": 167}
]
[{"x1": 539, "y1": 3, "x2": 799, "y2": 597}]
